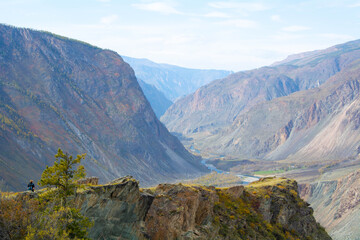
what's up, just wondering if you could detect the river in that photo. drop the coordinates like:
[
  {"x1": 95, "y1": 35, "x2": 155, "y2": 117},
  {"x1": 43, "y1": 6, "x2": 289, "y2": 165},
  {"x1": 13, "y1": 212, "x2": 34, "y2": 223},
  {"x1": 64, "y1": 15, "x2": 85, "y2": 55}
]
[{"x1": 200, "y1": 158, "x2": 260, "y2": 184}]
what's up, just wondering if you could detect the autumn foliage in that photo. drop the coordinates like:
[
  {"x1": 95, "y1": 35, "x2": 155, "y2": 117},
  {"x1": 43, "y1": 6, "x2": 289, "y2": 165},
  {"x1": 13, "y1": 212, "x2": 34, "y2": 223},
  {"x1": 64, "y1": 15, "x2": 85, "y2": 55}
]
[
  {"x1": 0, "y1": 194, "x2": 39, "y2": 239},
  {"x1": 0, "y1": 148, "x2": 93, "y2": 240}
]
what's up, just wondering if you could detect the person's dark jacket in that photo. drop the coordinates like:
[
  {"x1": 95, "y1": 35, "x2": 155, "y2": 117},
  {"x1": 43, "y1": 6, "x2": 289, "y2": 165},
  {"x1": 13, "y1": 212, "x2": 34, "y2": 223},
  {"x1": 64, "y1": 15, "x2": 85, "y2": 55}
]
[{"x1": 27, "y1": 182, "x2": 35, "y2": 192}]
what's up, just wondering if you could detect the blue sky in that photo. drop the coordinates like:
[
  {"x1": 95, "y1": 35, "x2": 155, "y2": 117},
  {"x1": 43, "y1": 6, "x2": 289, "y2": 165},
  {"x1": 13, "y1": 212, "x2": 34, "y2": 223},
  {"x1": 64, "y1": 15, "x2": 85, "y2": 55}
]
[{"x1": 1, "y1": 0, "x2": 360, "y2": 71}]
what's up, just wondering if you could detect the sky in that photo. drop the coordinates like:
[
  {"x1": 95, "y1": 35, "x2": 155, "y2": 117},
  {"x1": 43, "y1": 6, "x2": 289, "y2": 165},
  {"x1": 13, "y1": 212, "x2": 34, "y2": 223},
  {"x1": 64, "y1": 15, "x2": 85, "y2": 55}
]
[{"x1": 0, "y1": 0, "x2": 360, "y2": 71}]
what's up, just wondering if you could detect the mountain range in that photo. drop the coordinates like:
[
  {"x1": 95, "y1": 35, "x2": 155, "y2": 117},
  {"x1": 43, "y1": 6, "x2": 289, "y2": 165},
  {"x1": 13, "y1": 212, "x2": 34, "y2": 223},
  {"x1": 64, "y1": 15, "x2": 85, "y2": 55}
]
[
  {"x1": 122, "y1": 56, "x2": 232, "y2": 117},
  {"x1": 1, "y1": 23, "x2": 359, "y2": 239},
  {"x1": 162, "y1": 39, "x2": 360, "y2": 163},
  {"x1": 160, "y1": 39, "x2": 360, "y2": 240},
  {"x1": 0, "y1": 24, "x2": 207, "y2": 191}
]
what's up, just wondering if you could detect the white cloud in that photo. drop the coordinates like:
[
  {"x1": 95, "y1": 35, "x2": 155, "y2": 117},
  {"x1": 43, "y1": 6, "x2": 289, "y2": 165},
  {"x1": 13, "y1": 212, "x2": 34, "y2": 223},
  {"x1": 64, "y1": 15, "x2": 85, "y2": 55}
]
[
  {"x1": 132, "y1": 2, "x2": 182, "y2": 15},
  {"x1": 100, "y1": 14, "x2": 118, "y2": 24},
  {"x1": 282, "y1": 25, "x2": 310, "y2": 32},
  {"x1": 271, "y1": 15, "x2": 281, "y2": 22},
  {"x1": 218, "y1": 19, "x2": 257, "y2": 28},
  {"x1": 209, "y1": 2, "x2": 268, "y2": 11},
  {"x1": 348, "y1": 2, "x2": 360, "y2": 7},
  {"x1": 204, "y1": 11, "x2": 231, "y2": 18}
]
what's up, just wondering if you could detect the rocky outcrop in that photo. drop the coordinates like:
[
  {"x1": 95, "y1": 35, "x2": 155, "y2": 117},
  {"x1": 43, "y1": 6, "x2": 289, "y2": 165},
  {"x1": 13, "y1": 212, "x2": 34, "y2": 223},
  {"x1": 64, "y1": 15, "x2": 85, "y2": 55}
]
[
  {"x1": 77, "y1": 177, "x2": 99, "y2": 185},
  {"x1": 74, "y1": 176, "x2": 330, "y2": 239},
  {"x1": 144, "y1": 183, "x2": 219, "y2": 239},
  {"x1": 246, "y1": 177, "x2": 330, "y2": 240},
  {"x1": 74, "y1": 177, "x2": 154, "y2": 239}
]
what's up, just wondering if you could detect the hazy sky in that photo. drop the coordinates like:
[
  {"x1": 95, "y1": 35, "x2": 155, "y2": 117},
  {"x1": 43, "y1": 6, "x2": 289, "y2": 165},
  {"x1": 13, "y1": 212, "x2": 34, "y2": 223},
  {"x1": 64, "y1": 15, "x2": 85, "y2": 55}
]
[{"x1": 1, "y1": 0, "x2": 360, "y2": 71}]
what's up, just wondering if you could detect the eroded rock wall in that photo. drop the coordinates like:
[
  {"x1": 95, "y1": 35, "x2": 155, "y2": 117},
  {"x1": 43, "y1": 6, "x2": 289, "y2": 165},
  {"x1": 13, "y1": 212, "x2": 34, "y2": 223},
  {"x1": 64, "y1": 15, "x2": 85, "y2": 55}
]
[{"x1": 299, "y1": 170, "x2": 360, "y2": 240}]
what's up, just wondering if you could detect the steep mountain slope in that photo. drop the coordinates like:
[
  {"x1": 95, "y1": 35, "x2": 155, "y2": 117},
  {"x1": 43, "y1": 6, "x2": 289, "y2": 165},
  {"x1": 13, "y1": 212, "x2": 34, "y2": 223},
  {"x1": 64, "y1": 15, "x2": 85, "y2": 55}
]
[
  {"x1": 200, "y1": 67, "x2": 360, "y2": 161},
  {"x1": 0, "y1": 24, "x2": 207, "y2": 191},
  {"x1": 137, "y1": 79, "x2": 173, "y2": 118},
  {"x1": 162, "y1": 66, "x2": 300, "y2": 134},
  {"x1": 299, "y1": 169, "x2": 360, "y2": 240},
  {"x1": 161, "y1": 40, "x2": 360, "y2": 162},
  {"x1": 122, "y1": 56, "x2": 232, "y2": 101}
]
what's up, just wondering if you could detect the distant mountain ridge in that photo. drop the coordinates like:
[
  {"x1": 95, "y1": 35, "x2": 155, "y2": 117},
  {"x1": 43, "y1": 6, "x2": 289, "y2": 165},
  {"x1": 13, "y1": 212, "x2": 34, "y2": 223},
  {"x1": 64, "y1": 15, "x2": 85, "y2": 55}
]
[
  {"x1": 122, "y1": 56, "x2": 232, "y2": 102},
  {"x1": 161, "y1": 39, "x2": 360, "y2": 162},
  {"x1": 137, "y1": 79, "x2": 173, "y2": 118},
  {"x1": 272, "y1": 39, "x2": 360, "y2": 67},
  {"x1": 0, "y1": 24, "x2": 207, "y2": 191},
  {"x1": 210, "y1": 67, "x2": 360, "y2": 162}
]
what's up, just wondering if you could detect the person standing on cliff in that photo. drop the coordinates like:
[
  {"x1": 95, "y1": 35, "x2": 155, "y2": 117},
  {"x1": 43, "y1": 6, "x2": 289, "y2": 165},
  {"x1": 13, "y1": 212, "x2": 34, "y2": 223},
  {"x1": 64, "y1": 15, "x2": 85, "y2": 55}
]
[{"x1": 27, "y1": 180, "x2": 35, "y2": 192}]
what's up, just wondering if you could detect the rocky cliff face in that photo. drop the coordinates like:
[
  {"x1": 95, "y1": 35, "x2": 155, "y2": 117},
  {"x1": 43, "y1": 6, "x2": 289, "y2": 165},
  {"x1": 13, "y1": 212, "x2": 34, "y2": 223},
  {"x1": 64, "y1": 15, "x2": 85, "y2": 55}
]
[
  {"x1": 74, "y1": 177, "x2": 330, "y2": 240},
  {"x1": 161, "y1": 39, "x2": 360, "y2": 163},
  {"x1": 0, "y1": 24, "x2": 207, "y2": 191},
  {"x1": 299, "y1": 169, "x2": 360, "y2": 240},
  {"x1": 74, "y1": 177, "x2": 154, "y2": 239}
]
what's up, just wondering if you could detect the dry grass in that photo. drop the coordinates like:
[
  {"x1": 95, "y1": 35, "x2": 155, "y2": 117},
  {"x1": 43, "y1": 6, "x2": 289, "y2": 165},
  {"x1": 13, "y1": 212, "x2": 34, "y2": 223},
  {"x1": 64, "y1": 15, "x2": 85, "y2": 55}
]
[{"x1": 246, "y1": 177, "x2": 292, "y2": 188}]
